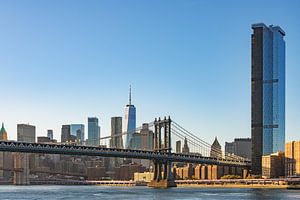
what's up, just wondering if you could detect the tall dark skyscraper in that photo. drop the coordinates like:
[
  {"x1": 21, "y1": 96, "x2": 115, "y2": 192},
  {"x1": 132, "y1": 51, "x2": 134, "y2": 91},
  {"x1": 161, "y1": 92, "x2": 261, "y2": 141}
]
[
  {"x1": 251, "y1": 23, "x2": 285, "y2": 174},
  {"x1": 61, "y1": 125, "x2": 71, "y2": 143}
]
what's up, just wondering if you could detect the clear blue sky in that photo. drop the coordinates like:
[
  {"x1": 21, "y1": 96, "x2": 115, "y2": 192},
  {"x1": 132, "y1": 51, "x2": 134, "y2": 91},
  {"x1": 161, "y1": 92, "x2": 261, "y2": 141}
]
[{"x1": 0, "y1": 0, "x2": 299, "y2": 147}]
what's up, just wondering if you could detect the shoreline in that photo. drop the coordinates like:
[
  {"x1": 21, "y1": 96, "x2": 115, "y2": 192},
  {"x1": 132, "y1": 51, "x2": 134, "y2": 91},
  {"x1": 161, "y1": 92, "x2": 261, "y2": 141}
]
[
  {"x1": 1, "y1": 184, "x2": 300, "y2": 189},
  {"x1": 1, "y1": 179, "x2": 300, "y2": 189},
  {"x1": 176, "y1": 183, "x2": 299, "y2": 189}
]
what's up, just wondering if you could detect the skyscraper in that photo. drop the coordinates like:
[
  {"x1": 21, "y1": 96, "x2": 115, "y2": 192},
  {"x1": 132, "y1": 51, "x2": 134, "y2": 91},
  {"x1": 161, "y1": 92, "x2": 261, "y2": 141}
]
[
  {"x1": 176, "y1": 140, "x2": 181, "y2": 153},
  {"x1": 70, "y1": 124, "x2": 85, "y2": 144},
  {"x1": 210, "y1": 137, "x2": 222, "y2": 158},
  {"x1": 47, "y1": 129, "x2": 53, "y2": 140},
  {"x1": 88, "y1": 117, "x2": 100, "y2": 146},
  {"x1": 225, "y1": 138, "x2": 252, "y2": 160},
  {"x1": 124, "y1": 86, "x2": 136, "y2": 149},
  {"x1": 110, "y1": 117, "x2": 123, "y2": 149},
  {"x1": 182, "y1": 137, "x2": 190, "y2": 154},
  {"x1": 110, "y1": 117, "x2": 123, "y2": 168},
  {"x1": 251, "y1": 23, "x2": 285, "y2": 174},
  {"x1": 17, "y1": 124, "x2": 36, "y2": 143},
  {"x1": 61, "y1": 125, "x2": 71, "y2": 143}
]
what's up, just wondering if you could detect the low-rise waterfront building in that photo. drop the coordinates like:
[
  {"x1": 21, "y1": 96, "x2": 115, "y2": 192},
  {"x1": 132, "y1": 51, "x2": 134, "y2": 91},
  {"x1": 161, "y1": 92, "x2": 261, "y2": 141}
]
[
  {"x1": 262, "y1": 152, "x2": 285, "y2": 178},
  {"x1": 285, "y1": 141, "x2": 300, "y2": 177}
]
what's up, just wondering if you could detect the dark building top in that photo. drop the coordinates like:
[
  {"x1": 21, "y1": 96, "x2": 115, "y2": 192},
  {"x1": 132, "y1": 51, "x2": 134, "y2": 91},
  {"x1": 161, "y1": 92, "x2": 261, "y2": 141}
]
[
  {"x1": 212, "y1": 137, "x2": 221, "y2": 149},
  {"x1": 182, "y1": 137, "x2": 190, "y2": 154},
  {"x1": 210, "y1": 137, "x2": 222, "y2": 158}
]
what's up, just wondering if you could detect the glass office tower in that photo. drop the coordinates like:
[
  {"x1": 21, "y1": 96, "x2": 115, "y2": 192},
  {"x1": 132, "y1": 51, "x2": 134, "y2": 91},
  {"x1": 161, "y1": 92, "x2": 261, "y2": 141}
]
[
  {"x1": 124, "y1": 86, "x2": 136, "y2": 149},
  {"x1": 70, "y1": 124, "x2": 85, "y2": 144},
  {"x1": 251, "y1": 23, "x2": 285, "y2": 174},
  {"x1": 88, "y1": 117, "x2": 100, "y2": 146}
]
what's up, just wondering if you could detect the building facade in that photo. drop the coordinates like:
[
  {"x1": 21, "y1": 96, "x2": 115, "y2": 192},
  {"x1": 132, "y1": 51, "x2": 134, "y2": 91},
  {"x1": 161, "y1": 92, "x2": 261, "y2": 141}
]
[
  {"x1": 285, "y1": 141, "x2": 300, "y2": 177},
  {"x1": 251, "y1": 23, "x2": 286, "y2": 174},
  {"x1": 17, "y1": 124, "x2": 36, "y2": 143},
  {"x1": 88, "y1": 117, "x2": 100, "y2": 146},
  {"x1": 70, "y1": 124, "x2": 85, "y2": 144},
  {"x1": 124, "y1": 86, "x2": 136, "y2": 149},
  {"x1": 128, "y1": 123, "x2": 153, "y2": 150},
  {"x1": 262, "y1": 152, "x2": 285, "y2": 178},
  {"x1": 47, "y1": 129, "x2": 53, "y2": 140},
  {"x1": 176, "y1": 140, "x2": 181, "y2": 153},
  {"x1": 182, "y1": 137, "x2": 190, "y2": 154},
  {"x1": 61, "y1": 125, "x2": 71, "y2": 143},
  {"x1": 0, "y1": 123, "x2": 8, "y2": 141},
  {"x1": 225, "y1": 138, "x2": 252, "y2": 160},
  {"x1": 110, "y1": 117, "x2": 123, "y2": 149},
  {"x1": 210, "y1": 137, "x2": 222, "y2": 158}
]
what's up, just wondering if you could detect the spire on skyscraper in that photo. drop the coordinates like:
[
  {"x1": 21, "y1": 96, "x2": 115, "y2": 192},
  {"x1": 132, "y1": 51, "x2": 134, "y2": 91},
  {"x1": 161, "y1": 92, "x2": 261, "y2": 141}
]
[
  {"x1": 129, "y1": 85, "x2": 132, "y2": 105},
  {"x1": 124, "y1": 85, "x2": 136, "y2": 148}
]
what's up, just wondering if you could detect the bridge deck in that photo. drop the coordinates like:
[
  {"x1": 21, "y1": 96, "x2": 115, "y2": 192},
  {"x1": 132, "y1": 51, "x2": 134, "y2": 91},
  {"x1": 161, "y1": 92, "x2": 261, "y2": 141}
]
[{"x1": 0, "y1": 141, "x2": 250, "y2": 167}]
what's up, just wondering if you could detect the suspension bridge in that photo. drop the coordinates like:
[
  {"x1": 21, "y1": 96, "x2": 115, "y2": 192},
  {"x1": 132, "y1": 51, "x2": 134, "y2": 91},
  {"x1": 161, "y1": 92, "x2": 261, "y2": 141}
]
[{"x1": 0, "y1": 116, "x2": 250, "y2": 188}]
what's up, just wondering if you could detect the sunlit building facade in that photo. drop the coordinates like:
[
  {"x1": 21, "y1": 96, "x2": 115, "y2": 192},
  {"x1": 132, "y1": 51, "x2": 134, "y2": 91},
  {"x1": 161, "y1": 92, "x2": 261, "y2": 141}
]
[
  {"x1": 251, "y1": 23, "x2": 286, "y2": 174},
  {"x1": 285, "y1": 141, "x2": 300, "y2": 177}
]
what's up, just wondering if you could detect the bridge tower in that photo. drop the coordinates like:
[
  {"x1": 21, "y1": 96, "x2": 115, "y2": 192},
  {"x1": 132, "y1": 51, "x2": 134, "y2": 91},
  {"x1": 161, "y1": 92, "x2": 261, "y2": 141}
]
[{"x1": 148, "y1": 116, "x2": 176, "y2": 188}]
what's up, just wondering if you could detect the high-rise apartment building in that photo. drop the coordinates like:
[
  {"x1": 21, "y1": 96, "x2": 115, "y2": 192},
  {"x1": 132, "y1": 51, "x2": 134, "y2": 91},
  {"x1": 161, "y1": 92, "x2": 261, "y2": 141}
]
[
  {"x1": 182, "y1": 137, "x2": 190, "y2": 154},
  {"x1": 88, "y1": 117, "x2": 100, "y2": 146},
  {"x1": 17, "y1": 124, "x2": 36, "y2": 143},
  {"x1": 70, "y1": 124, "x2": 85, "y2": 144},
  {"x1": 251, "y1": 23, "x2": 285, "y2": 174},
  {"x1": 47, "y1": 129, "x2": 53, "y2": 140},
  {"x1": 110, "y1": 117, "x2": 123, "y2": 168},
  {"x1": 176, "y1": 140, "x2": 181, "y2": 153},
  {"x1": 110, "y1": 117, "x2": 123, "y2": 149},
  {"x1": 61, "y1": 125, "x2": 71, "y2": 143},
  {"x1": 124, "y1": 86, "x2": 136, "y2": 149},
  {"x1": 139, "y1": 123, "x2": 154, "y2": 150},
  {"x1": 225, "y1": 138, "x2": 252, "y2": 160}
]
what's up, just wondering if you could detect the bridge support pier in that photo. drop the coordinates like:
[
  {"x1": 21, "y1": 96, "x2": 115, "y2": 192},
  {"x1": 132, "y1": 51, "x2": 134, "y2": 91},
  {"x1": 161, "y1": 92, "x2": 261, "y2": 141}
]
[
  {"x1": 148, "y1": 117, "x2": 176, "y2": 188},
  {"x1": 243, "y1": 168, "x2": 249, "y2": 179},
  {"x1": 13, "y1": 153, "x2": 30, "y2": 185}
]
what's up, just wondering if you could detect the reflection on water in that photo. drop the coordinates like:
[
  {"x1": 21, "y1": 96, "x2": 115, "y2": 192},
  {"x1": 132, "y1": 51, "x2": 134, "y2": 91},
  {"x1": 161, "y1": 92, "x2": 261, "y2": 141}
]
[{"x1": 0, "y1": 186, "x2": 299, "y2": 200}]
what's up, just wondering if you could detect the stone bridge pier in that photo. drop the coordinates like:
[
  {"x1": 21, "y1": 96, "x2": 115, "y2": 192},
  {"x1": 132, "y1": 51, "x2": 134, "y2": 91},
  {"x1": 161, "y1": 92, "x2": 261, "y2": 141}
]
[
  {"x1": 148, "y1": 117, "x2": 176, "y2": 188},
  {"x1": 13, "y1": 153, "x2": 30, "y2": 185}
]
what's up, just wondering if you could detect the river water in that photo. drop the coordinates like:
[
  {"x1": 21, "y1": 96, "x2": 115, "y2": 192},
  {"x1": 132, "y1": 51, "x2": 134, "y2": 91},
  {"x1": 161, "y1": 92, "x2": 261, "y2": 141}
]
[{"x1": 0, "y1": 186, "x2": 300, "y2": 200}]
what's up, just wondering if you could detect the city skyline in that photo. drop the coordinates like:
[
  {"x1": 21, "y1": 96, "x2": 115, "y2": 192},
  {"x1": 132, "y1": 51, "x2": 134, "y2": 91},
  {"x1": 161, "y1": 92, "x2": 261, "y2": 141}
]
[{"x1": 1, "y1": 0, "x2": 300, "y2": 147}]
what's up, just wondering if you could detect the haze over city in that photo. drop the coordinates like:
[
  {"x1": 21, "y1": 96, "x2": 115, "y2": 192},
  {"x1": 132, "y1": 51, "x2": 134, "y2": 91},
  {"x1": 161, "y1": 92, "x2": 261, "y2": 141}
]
[{"x1": 1, "y1": 0, "x2": 300, "y2": 147}]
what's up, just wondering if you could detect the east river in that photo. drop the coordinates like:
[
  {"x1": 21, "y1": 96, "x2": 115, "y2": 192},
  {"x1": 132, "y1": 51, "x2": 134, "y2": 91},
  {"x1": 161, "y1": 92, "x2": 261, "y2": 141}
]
[{"x1": 0, "y1": 186, "x2": 300, "y2": 200}]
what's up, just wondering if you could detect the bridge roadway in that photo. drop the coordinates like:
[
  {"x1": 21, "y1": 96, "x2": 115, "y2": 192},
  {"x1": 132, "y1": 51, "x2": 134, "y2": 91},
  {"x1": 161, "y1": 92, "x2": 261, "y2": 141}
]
[{"x1": 0, "y1": 141, "x2": 250, "y2": 167}]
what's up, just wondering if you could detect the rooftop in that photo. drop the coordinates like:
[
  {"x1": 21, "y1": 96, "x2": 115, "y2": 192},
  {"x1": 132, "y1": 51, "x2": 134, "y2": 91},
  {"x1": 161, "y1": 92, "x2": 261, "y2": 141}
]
[{"x1": 252, "y1": 23, "x2": 285, "y2": 36}]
